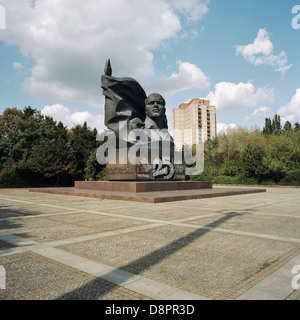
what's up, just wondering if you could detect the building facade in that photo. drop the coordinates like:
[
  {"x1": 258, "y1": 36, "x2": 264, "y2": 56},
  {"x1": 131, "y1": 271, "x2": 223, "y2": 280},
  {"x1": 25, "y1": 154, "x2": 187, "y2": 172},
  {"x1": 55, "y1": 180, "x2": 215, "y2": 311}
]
[{"x1": 172, "y1": 98, "x2": 216, "y2": 149}]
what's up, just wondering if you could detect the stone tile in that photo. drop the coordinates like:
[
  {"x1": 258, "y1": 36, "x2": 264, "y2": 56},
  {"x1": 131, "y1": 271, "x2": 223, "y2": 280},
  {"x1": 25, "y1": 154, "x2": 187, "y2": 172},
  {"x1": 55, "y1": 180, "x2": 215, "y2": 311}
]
[
  {"x1": 58, "y1": 225, "x2": 299, "y2": 298},
  {"x1": 0, "y1": 240, "x2": 16, "y2": 250},
  {"x1": 0, "y1": 204, "x2": 67, "y2": 219},
  {"x1": 71, "y1": 260, "x2": 114, "y2": 276},
  {"x1": 187, "y1": 213, "x2": 300, "y2": 239},
  {"x1": 0, "y1": 252, "x2": 149, "y2": 300},
  {"x1": 237, "y1": 288, "x2": 285, "y2": 300},
  {"x1": 0, "y1": 214, "x2": 148, "y2": 243},
  {"x1": 286, "y1": 289, "x2": 300, "y2": 300},
  {"x1": 1, "y1": 187, "x2": 300, "y2": 300},
  {"x1": 101, "y1": 206, "x2": 215, "y2": 221},
  {"x1": 252, "y1": 204, "x2": 300, "y2": 216},
  {"x1": 124, "y1": 277, "x2": 179, "y2": 299}
]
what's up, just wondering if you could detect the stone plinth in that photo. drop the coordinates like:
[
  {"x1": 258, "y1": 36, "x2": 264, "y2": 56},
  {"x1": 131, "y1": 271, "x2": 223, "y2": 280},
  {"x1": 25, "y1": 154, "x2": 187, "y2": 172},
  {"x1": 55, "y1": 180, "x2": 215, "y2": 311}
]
[
  {"x1": 29, "y1": 179, "x2": 267, "y2": 204},
  {"x1": 74, "y1": 180, "x2": 212, "y2": 193},
  {"x1": 29, "y1": 183, "x2": 266, "y2": 204}
]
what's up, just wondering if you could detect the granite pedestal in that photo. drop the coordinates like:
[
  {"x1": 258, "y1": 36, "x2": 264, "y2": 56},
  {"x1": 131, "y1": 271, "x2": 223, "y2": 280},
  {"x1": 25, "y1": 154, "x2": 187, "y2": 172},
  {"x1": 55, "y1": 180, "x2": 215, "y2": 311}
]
[{"x1": 29, "y1": 181, "x2": 266, "y2": 203}]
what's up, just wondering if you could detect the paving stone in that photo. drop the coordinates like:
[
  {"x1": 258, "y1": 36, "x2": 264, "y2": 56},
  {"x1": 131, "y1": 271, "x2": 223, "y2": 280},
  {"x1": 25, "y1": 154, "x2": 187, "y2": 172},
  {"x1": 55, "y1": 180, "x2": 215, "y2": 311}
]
[
  {"x1": 0, "y1": 252, "x2": 150, "y2": 300},
  {"x1": 188, "y1": 213, "x2": 300, "y2": 239},
  {"x1": 58, "y1": 225, "x2": 300, "y2": 298},
  {"x1": 1, "y1": 187, "x2": 300, "y2": 300},
  {"x1": 0, "y1": 240, "x2": 16, "y2": 251},
  {"x1": 286, "y1": 290, "x2": 300, "y2": 300},
  {"x1": 0, "y1": 213, "x2": 148, "y2": 243}
]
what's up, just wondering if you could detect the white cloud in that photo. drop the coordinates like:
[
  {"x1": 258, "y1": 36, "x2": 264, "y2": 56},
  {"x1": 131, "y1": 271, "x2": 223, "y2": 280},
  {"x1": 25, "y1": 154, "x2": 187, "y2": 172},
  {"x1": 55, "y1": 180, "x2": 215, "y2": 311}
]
[
  {"x1": 245, "y1": 106, "x2": 271, "y2": 122},
  {"x1": 206, "y1": 81, "x2": 274, "y2": 113},
  {"x1": 278, "y1": 89, "x2": 300, "y2": 124},
  {"x1": 0, "y1": 0, "x2": 209, "y2": 105},
  {"x1": 12, "y1": 62, "x2": 24, "y2": 70},
  {"x1": 146, "y1": 60, "x2": 210, "y2": 96},
  {"x1": 217, "y1": 123, "x2": 238, "y2": 135},
  {"x1": 235, "y1": 28, "x2": 292, "y2": 74},
  {"x1": 41, "y1": 104, "x2": 105, "y2": 131},
  {"x1": 171, "y1": 0, "x2": 210, "y2": 21}
]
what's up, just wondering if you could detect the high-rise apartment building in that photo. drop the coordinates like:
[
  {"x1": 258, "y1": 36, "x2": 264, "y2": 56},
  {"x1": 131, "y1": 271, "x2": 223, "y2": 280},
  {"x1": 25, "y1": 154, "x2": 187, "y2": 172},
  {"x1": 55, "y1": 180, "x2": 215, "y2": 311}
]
[{"x1": 172, "y1": 98, "x2": 216, "y2": 149}]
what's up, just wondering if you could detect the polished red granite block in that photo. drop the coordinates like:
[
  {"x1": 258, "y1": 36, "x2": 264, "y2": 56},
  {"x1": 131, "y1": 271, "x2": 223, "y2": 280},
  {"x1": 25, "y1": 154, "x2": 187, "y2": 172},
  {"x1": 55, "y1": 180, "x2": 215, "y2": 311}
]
[{"x1": 74, "y1": 181, "x2": 212, "y2": 193}]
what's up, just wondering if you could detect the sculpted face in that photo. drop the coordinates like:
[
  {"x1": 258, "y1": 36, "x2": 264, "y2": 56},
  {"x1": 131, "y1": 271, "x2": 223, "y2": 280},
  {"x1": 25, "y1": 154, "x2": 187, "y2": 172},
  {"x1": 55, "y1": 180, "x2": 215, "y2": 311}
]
[{"x1": 145, "y1": 93, "x2": 165, "y2": 120}]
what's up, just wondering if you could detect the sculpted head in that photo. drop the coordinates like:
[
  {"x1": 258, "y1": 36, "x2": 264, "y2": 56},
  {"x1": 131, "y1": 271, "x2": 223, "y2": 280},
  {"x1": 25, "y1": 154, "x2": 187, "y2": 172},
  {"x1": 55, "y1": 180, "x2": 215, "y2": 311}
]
[{"x1": 145, "y1": 93, "x2": 166, "y2": 120}]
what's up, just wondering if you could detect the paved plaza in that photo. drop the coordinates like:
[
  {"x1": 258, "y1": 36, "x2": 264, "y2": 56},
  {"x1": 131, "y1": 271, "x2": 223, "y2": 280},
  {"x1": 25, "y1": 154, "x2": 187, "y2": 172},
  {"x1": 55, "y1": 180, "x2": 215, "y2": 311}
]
[{"x1": 0, "y1": 186, "x2": 299, "y2": 300}]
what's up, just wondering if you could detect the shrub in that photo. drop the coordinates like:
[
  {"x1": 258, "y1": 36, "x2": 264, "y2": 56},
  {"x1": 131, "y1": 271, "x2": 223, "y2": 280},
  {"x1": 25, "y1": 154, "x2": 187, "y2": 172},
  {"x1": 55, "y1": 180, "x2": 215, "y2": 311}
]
[
  {"x1": 279, "y1": 169, "x2": 300, "y2": 185},
  {"x1": 0, "y1": 163, "x2": 27, "y2": 187},
  {"x1": 219, "y1": 159, "x2": 239, "y2": 177}
]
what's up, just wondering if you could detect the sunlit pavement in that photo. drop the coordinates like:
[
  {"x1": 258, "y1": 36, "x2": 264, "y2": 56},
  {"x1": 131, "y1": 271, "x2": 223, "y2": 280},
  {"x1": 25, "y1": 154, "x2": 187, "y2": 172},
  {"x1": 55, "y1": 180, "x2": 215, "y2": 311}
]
[{"x1": 0, "y1": 186, "x2": 299, "y2": 300}]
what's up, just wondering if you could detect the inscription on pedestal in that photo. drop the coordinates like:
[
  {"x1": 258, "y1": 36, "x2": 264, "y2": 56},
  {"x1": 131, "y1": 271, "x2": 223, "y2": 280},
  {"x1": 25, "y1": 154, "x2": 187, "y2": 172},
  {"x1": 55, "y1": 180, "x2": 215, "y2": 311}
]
[{"x1": 106, "y1": 163, "x2": 185, "y2": 181}]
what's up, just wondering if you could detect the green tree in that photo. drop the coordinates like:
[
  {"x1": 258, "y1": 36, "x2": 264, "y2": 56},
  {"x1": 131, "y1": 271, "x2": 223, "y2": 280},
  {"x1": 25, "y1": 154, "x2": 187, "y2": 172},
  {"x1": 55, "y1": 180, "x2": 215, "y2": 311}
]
[
  {"x1": 219, "y1": 159, "x2": 239, "y2": 177},
  {"x1": 283, "y1": 121, "x2": 292, "y2": 133},
  {"x1": 84, "y1": 148, "x2": 105, "y2": 181},
  {"x1": 271, "y1": 114, "x2": 282, "y2": 135},
  {"x1": 23, "y1": 106, "x2": 37, "y2": 118},
  {"x1": 188, "y1": 117, "x2": 300, "y2": 185},
  {"x1": 0, "y1": 106, "x2": 77, "y2": 187},
  {"x1": 68, "y1": 122, "x2": 99, "y2": 180},
  {"x1": 204, "y1": 137, "x2": 218, "y2": 163},
  {"x1": 239, "y1": 144, "x2": 269, "y2": 181},
  {"x1": 262, "y1": 117, "x2": 273, "y2": 135},
  {"x1": 0, "y1": 107, "x2": 23, "y2": 136},
  {"x1": 28, "y1": 136, "x2": 75, "y2": 185}
]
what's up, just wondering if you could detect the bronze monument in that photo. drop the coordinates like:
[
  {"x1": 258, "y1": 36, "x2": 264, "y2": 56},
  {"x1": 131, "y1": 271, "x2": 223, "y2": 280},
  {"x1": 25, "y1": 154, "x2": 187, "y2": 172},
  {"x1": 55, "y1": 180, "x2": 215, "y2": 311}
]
[{"x1": 100, "y1": 59, "x2": 185, "y2": 181}]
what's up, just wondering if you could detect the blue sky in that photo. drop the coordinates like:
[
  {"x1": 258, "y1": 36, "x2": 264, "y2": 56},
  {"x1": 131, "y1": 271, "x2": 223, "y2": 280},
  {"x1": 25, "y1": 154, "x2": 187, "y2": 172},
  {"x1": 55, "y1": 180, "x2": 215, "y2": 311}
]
[{"x1": 0, "y1": 0, "x2": 300, "y2": 133}]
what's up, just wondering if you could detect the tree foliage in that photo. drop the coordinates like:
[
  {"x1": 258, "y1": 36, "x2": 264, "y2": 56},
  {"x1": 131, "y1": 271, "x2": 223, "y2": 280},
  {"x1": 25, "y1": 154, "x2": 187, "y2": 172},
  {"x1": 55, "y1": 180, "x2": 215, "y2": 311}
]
[
  {"x1": 194, "y1": 116, "x2": 300, "y2": 185},
  {"x1": 1, "y1": 107, "x2": 300, "y2": 187},
  {"x1": 0, "y1": 107, "x2": 104, "y2": 187}
]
